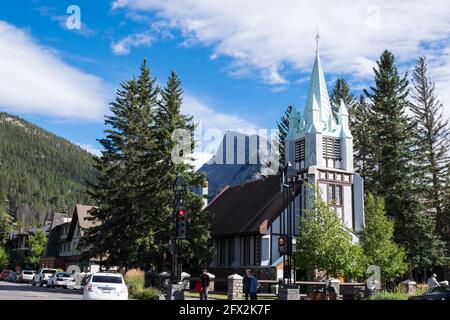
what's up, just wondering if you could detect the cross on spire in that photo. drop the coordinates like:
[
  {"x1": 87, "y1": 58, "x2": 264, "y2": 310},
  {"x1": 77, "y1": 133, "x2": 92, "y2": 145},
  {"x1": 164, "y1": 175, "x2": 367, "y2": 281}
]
[{"x1": 315, "y1": 26, "x2": 320, "y2": 52}]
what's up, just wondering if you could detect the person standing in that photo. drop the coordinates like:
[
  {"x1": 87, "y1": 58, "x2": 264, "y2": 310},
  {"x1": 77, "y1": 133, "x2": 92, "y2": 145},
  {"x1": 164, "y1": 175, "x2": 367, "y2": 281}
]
[
  {"x1": 199, "y1": 269, "x2": 211, "y2": 300},
  {"x1": 249, "y1": 272, "x2": 258, "y2": 301},
  {"x1": 242, "y1": 269, "x2": 251, "y2": 300},
  {"x1": 427, "y1": 273, "x2": 440, "y2": 290}
]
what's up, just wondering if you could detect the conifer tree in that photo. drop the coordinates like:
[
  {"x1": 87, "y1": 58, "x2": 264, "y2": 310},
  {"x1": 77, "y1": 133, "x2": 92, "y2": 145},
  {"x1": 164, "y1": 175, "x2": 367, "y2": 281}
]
[
  {"x1": 330, "y1": 78, "x2": 356, "y2": 120},
  {"x1": 351, "y1": 95, "x2": 376, "y2": 192},
  {"x1": 276, "y1": 105, "x2": 292, "y2": 170},
  {"x1": 410, "y1": 57, "x2": 450, "y2": 245},
  {"x1": 83, "y1": 60, "x2": 160, "y2": 268},
  {"x1": 364, "y1": 50, "x2": 447, "y2": 273},
  {"x1": 83, "y1": 64, "x2": 212, "y2": 272}
]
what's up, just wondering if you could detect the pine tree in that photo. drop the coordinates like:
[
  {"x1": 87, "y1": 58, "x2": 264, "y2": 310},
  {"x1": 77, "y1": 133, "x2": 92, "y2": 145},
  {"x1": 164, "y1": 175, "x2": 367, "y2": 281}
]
[
  {"x1": 364, "y1": 50, "x2": 447, "y2": 273},
  {"x1": 83, "y1": 60, "x2": 160, "y2": 268},
  {"x1": 330, "y1": 78, "x2": 356, "y2": 120},
  {"x1": 360, "y1": 194, "x2": 407, "y2": 282},
  {"x1": 153, "y1": 71, "x2": 212, "y2": 273},
  {"x1": 410, "y1": 57, "x2": 450, "y2": 246},
  {"x1": 83, "y1": 64, "x2": 213, "y2": 272},
  {"x1": 276, "y1": 105, "x2": 292, "y2": 171},
  {"x1": 351, "y1": 95, "x2": 376, "y2": 192}
]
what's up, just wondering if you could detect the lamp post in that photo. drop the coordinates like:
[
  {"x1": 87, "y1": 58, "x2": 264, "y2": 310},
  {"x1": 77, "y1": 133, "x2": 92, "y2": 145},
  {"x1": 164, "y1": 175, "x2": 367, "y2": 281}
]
[
  {"x1": 281, "y1": 162, "x2": 299, "y2": 286},
  {"x1": 172, "y1": 174, "x2": 187, "y2": 283}
]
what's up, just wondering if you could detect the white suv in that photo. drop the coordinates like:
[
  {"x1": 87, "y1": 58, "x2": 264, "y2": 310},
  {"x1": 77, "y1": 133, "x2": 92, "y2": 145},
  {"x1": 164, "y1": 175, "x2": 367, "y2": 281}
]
[
  {"x1": 32, "y1": 268, "x2": 58, "y2": 286},
  {"x1": 83, "y1": 272, "x2": 128, "y2": 300}
]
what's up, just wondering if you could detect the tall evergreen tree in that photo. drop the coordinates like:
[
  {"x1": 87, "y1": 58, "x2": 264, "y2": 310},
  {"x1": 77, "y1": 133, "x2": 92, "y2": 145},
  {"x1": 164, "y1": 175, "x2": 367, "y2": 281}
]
[
  {"x1": 364, "y1": 50, "x2": 447, "y2": 273},
  {"x1": 83, "y1": 60, "x2": 160, "y2": 269},
  {"x1": 276, "y1": 105, "x2": 292, "y2": 171},
  {"x1": 83, "y1": 63, "x2": 212, "y2": 272},
  {"x1": 351, "y1": 95, "x2": 376, "y2": 192},
  {"x1": 410, "y1": 57, "x2": 450, "y2": 245},
  {"x1": 330, "y1": 78, "x2": 356, "y2": 120}
]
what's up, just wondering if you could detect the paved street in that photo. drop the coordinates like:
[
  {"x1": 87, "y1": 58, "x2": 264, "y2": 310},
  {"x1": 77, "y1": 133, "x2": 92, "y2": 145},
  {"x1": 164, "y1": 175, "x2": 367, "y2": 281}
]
[{"x1": 0, "y1": 281, "x2": 83, "y2": 300}]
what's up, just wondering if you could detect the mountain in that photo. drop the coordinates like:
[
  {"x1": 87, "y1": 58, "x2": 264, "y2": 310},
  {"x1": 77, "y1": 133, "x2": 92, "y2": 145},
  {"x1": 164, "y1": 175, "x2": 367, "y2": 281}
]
[
  {"x1": 0, "y1": 112, "x2": 97, "y2": 226},
  {"x1": 197, "y1": 130, "x2": 278, "y2": 200}
]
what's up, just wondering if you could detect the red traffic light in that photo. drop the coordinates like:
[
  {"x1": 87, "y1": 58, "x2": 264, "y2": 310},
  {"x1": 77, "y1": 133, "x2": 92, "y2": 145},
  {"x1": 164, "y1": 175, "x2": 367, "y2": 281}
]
[{"x1": 178, "y1": 209, "x2": 185, "y2": 216}]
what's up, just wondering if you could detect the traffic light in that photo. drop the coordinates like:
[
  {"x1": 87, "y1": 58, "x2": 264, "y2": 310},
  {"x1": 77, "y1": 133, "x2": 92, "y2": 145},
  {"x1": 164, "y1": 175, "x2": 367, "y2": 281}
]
[
  {"x1": 278, "y1": 235, "x2": 287, "y2": 255},
  {"x1": 176, "y1": 207, "x2": 187, "y2": 239}
]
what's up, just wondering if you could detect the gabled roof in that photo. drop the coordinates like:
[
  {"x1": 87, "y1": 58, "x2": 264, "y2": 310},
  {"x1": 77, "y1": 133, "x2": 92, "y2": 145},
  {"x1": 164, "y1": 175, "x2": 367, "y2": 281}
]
[
  {"x1": 67, "y1": 204, "x2": 100, "y2": 240},
  {"x1": 205, "y1": 175, "x2": 287, "y2": 237}
]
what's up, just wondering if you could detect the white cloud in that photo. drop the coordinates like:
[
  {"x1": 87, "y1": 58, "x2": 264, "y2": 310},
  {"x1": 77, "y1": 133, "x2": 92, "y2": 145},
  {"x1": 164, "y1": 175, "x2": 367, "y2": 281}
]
[
  {"x1": 113, "y1": 0, "x2": 450, "y2": 116},
  {"x1": 111, "y1": 32, "x2": 153, "y2": 55},
  {"x1": 183, "y1": 94, "x2": 257, "y2": 131},
  {"x1": 76, "y1": 143, "x2": 102, "y2": 157},
  {"x1": 0, "y1": 20, "x2": 108, "y2": 121}
]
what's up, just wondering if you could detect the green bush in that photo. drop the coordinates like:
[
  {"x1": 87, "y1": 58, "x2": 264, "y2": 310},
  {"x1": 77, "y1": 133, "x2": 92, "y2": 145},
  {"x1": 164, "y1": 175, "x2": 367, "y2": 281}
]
[
  {"x1": 131, "y1": 287, "x2": 162, "y2": 300},
  {"x1": 369, "y1": 291, "x2": 409, "y2": 300},
  {"x1": 124, "y1": 269, "x2": 161, "y2": 300}
]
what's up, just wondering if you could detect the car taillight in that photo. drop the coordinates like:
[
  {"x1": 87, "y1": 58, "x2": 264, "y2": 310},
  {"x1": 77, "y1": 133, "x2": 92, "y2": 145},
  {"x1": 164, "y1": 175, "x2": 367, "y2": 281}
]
[
  {"x1": 87, "y1": 284, "x2": 94, "y2": 292},
  {"x1": 121, "y1": 286, "x2": 128, "y2": 293}
]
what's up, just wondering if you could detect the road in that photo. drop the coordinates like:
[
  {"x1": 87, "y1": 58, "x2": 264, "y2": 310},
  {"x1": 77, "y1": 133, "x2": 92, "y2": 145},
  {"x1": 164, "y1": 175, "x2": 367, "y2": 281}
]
[{"x1": 0, "y1": 281, "x2": 83, "y2": 300}]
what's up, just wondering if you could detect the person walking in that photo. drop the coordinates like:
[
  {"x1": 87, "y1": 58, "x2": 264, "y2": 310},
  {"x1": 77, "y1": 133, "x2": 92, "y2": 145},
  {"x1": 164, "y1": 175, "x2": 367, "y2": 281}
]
[
  {"x1": 242, "y1": 269, "x2": 251, "y2": 300},
  {"x1": 199, "y1": 269, "x2": 211, "y2": 300},
  {"x1": 427, "y1": 273, "x2": 440, "y2": 290},
  {"x1": 249, "y1": 272, "x2": 258, "y2": 301}
]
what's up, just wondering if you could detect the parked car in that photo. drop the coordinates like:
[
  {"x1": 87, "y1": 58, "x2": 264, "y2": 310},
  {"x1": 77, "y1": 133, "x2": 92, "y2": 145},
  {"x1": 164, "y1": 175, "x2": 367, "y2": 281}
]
[
  {"x1": 19, "y1": 270, "x2": 36, "y2": 283},
  {"x1": 83, "y1": 272, "x2": 128, "y2": 300},
  {"x1": 7, "y1": 272, "x2": 20, "y2": 283},
  {"x1": 0, "y1": 270, "x2": 13, "y2": 281},
  {"x1": 409, "y1": 285, "x2": 450, "y2": 300},
  {"x1": 47, "y1": 272, "x2": 76, "y2": 288},
  {"x1": 32, "y1": 268, "x2": 58, "y2": 286}
]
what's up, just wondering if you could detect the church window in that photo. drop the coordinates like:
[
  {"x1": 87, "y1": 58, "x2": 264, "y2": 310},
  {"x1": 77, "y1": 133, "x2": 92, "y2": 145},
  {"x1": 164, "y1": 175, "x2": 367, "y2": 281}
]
[
  {"x1": 327, "y1": 184, "x2": 342, "y2": 206},
  {"x1": 254, "y1": 236, "x2": 261, "y2": 266},
  {"x1": 241, "y1": 236, "x2": 252, "y2": 266},
  {"x1": 295, "y1": 139, "x2": 305, "y2": 169},
  {"x1": 322, "y1": 137, "x2": 341, "y2": 169},
  {"x1": 218, "y1": 238, "x2": 234, "y2": 266}
]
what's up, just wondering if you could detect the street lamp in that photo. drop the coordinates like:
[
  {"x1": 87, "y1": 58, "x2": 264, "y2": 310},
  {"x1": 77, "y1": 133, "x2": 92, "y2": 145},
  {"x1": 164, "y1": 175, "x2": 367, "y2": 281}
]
[{"x1": 281, "y1": 162, "x2": 299, "y2": 286}]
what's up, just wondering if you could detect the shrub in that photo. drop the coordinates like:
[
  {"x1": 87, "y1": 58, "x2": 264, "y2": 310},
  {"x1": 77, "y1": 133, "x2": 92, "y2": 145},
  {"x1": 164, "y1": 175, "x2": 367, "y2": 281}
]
[
  {"x1": 369, "y1": 291, "x2": 409, "y2": 300},
  {"x1": 131, "y1": 287, "x2": 162, "y2": 300},
  {"x1": 124, "y1": 269, "x2": 161, "y2": 300}
]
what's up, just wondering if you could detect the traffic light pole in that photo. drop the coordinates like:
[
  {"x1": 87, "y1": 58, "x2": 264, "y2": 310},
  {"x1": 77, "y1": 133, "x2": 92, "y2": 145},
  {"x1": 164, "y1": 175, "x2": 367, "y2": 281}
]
[{"x1": 171, "y1": 175, "x2": 187, "y2": 284}]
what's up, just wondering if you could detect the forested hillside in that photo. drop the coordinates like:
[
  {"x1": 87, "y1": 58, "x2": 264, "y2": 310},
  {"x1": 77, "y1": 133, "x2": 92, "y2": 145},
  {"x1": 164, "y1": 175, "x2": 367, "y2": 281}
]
[{"x1": 0, "y1": 112, "x2": 97, "y2": 226}]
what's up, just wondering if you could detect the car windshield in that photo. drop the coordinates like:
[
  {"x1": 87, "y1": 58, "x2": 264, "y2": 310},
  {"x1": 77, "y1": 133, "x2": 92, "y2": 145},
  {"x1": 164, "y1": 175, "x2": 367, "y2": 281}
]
[
  {"x1": 43, "y1": 270, "x2": 57, "y2": 274},
  {"x1": 92, "y1": 275, "x2": 123, "y2": 284},
  {"x1": 57, "y1": 273, "x2": 71, "y2": 277},
  {"x1": 23, "y1": 271, "x2": 34, "y2": 275}
]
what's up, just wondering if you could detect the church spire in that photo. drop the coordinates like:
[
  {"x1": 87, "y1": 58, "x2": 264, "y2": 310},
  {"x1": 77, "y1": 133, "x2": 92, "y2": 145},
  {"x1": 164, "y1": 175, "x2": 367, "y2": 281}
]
[{"x1": 303, "y1": 37, "x2": 332, "y2": 133}]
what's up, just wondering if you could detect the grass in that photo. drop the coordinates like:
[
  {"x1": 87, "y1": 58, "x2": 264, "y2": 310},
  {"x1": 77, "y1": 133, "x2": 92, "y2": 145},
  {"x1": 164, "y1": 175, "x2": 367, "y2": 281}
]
[
  {"x1": 124, "y1": 269, "x2": 161, "y2": 300},
  {"x1": 184, "y1": 291, "x2": 278, "y2": 300},
  {"x1": 369, "y1": 284, "x2": 422, "y2": 300}
]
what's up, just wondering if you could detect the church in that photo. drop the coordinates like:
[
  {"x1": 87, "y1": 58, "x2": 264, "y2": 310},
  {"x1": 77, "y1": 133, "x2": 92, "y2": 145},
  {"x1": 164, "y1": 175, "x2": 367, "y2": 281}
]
[{"x1": 205, "y1": 48, "x2": 365, "y2": 281}]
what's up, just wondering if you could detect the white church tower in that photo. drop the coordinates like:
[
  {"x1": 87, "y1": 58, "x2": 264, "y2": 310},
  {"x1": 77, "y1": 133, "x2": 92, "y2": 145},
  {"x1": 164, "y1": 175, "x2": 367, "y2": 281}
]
[{"x1": 285, "y1": 48, "x2": 364, "y2": 241}]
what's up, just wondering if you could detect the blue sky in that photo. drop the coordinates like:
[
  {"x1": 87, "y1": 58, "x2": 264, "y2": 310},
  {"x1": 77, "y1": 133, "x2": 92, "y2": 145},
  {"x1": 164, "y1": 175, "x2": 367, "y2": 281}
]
[{"x1": 1, "y1": 1, "x2": 450, "y2": 166}]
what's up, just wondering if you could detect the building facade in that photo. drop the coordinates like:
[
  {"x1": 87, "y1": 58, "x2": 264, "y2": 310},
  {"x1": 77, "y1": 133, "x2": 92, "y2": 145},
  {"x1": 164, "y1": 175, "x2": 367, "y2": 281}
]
[{"x1": 207, "y1": 49, "x2": 364, "y2": 280}]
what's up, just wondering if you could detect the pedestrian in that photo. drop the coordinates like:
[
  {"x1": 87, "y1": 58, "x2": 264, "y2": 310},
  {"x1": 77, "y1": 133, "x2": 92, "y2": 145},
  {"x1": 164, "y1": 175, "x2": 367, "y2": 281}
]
[
  {"x1": 249, "y1": 272, "x2": 258, "y2": 300},
  {"x1": 242, "y1": 269, "x2": 251, "y2": 300},
  {"x1": 427, "y1": 273, "x2": 440, "y2": 290},
  {"x1": 199, "y1": 269, "x2": 211, "y2": 301}
]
